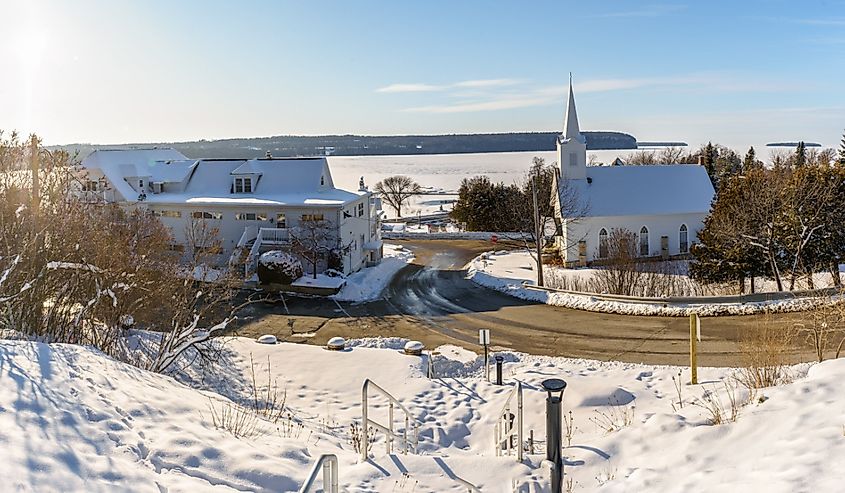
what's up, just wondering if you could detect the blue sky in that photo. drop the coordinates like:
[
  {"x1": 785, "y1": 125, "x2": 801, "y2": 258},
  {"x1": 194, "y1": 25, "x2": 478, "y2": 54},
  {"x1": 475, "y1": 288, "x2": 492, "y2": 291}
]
[{"x1": 1, "y1": 0, "x2": 843, "y2": 149}]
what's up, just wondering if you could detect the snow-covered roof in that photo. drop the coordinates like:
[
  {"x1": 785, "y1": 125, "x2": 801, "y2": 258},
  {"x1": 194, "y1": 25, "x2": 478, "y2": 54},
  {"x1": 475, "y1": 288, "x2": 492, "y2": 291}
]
[
  {"x1": 563, "y1": 164, "x2": 714, "y2": 217},
  {"x1": 82, "y1": 149, "x2": 366, "y2": 207}
]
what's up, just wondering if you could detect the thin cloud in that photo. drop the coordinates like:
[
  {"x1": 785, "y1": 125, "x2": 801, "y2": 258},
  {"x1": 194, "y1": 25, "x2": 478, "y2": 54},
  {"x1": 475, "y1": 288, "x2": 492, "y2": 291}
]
[
  {"x1": 404, "y1": 96, "x2": 550, "y2": 114},
  {"x1": 591, "y1": 4, "x2": 687, "y2": 18},
  {"x1": 452, "y1": 79, "x2": 523, "y2": 88},
  {"x1": 375, "y1": 83, "x2": 445, "y2": 93},
  {"x1": 376, "y1": 78, "x2": 525, "y2": 93},
  {"x1": 796, "y1": 18, "x2": 845, "y2": 27},
  {"x1": 400, "y1": 73, "x2": 802, "y2": 114}
]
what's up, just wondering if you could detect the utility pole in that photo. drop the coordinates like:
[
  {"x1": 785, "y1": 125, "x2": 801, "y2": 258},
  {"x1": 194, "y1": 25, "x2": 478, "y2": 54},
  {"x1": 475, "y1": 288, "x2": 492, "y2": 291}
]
[{"x1": 531, "y1": 174, "x2": 544, "y2": 287}]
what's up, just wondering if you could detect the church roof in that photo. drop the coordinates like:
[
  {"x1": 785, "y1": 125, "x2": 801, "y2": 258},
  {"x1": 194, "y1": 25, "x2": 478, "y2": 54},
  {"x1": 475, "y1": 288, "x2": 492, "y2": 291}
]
[{"x1": 562, "y1": 164, "x2": 715, "y2": 218}]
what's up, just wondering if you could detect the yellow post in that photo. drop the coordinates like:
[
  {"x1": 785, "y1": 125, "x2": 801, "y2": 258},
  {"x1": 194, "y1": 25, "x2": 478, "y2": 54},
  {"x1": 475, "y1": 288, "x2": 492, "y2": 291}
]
[{"x1": 689, "y1": 313, "x2": 698, "y2": 385}]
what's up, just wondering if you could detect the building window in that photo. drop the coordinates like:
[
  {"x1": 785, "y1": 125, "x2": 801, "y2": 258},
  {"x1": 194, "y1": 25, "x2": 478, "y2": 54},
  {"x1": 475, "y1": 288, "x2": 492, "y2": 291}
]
[
  {"x1": 320, "y1": 175, "x2": 325, "y2": 186},
  {"x1": 139, "y1": 179, "x2": 144, "y2": 188},
  {"x1": 598, "y1": 228, "x2": 608, "y2": 258},
  {"x1": 153, "y1": 210, "x2": 181, "y2": 218},
  {"x1": 639, "y1": 226, "x2": 649, "y2": 257},
  {"x1": 235, "y1": 212, "x2": 268, "y2": 221},
  {"x1": 82, "y1": 180, "x2": 99, "y2": 192},
  {"x1": 301, "y1": 213, "x2": 325, "y2": 222},
  {"x1": 191, "y1": 211, "x2": 223, "y2": 220},
  {"x1": 679, "y1": 224, "x2": 689, "y2": 254},
  {"x1": 234, "y1": 177, "x2": 252, "y2": 193},
  {"x1": 357, "y1": 202, "x2": 364, "y2": 217},
  {"x1": 276, "y1": 213, "x2": 286, "y2": 228},
  {"x1": 569, "y1": 152, "x2": 577, "y2": 167}
]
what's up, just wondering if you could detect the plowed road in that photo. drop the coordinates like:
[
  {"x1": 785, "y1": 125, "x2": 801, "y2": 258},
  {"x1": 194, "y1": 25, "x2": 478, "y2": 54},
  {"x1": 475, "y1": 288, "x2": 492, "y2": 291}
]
[{"x1": 237, "y1": 240, "x2": 816, "y2": 366}]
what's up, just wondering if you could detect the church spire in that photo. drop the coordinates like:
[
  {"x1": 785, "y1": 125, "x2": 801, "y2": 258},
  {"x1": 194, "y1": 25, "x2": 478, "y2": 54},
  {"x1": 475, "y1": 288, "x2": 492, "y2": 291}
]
[{"x1": 562, "y1": 74, "x2": 585, "y2": 144}]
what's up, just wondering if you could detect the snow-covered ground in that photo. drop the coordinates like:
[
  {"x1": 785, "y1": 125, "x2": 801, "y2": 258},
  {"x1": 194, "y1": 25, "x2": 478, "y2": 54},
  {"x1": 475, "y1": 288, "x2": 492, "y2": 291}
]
[
  {"x1": 467, "y1": 250, "x2": 835, "y2": 316},
  {"x1": 2, "y1": 335, "x2": 842, "y2": 492},
  {"x1": 332, "y1": 243, "x2": 415, "y2": 302}
]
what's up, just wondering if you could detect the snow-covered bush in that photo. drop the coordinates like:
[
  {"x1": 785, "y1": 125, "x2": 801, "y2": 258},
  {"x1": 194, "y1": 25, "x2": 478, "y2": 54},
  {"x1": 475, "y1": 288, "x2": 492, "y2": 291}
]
[{"x1": 257, "y1": 250, "x2": 303, "y2": 285}]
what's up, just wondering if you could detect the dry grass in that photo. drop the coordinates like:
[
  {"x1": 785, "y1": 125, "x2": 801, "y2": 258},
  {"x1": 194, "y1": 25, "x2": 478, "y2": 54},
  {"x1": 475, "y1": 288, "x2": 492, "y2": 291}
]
[
  {"x1": 248, "y1": 354, "x2": 287, "y2": 423},
  {"x1": 589, "y1": 397, "x2": 635, "y2": 434},
  {"x1": 692, "y1": 380, "x2": 747, "y2": 425},
  {"x1": 735, "y1": 318, "x2": 795, "y2": 391},
  {"x1": 205, "y1": 398, "x2": 261, "y2": 439}
]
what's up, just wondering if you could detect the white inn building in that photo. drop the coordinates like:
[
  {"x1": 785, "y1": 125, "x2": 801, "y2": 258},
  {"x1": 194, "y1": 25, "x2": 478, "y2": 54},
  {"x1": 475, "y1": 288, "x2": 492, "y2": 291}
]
[
  {"x1": 553, "y1": 80, "x2": 715, "y2": 265},
  {"x1": 79, "y1": 149, "x2": 382, "y2": 278}
]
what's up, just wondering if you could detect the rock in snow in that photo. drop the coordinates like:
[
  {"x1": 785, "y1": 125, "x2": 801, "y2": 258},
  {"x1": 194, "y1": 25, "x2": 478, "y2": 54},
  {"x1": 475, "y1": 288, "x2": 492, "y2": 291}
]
[{"x1": 256, "y1": 334, "x2": 277, "y2": 344}]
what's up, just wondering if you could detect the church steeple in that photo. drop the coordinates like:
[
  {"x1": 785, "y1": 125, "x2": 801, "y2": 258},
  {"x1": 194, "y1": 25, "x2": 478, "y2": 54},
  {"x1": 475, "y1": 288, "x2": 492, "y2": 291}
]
[
  {"x1": 557, "y1": 74, "x2": 588, "y2": 180},
  {"x1": 561, "y1": 74, "x2": 586, "y2": 144}
]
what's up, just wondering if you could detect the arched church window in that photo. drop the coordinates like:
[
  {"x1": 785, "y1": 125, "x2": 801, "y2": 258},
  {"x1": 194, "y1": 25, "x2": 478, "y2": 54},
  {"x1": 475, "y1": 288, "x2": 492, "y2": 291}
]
[
  {"x1": 639, "y1": 226, "x2": 649, "y2": 257},
  {"x1": 598, "y1": 228, "x2": 608, "y2": 258},
  {"x1": 679, "y1": 224, "x2": 689, "y2": 254}
]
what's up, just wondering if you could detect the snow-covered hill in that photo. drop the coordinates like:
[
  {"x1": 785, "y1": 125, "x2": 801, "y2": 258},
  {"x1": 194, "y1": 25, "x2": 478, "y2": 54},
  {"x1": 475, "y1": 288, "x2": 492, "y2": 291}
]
[{"x1": 1, "y1": 337, "x2": 842, "y2": 491}]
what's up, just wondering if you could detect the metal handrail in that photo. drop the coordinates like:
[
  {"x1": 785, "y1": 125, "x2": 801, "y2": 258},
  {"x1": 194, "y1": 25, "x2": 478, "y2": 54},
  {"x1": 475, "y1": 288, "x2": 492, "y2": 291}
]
[
  {"x1": 494, "y1": 380, "x2": 524, "y2": 462},
  {"x1": 361, "y1": 379, "x2": 420, "y2": 461},
  {"x1": 298, "y1": 454, "x2": 339, "y2": 493}
]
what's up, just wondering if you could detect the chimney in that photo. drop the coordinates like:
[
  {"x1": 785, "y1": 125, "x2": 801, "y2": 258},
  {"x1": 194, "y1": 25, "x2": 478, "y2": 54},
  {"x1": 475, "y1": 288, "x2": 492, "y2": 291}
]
[
  {"x1": 697, "y1": 156, "x2": 705, "y2": 166},
  {"x1": 265, "y1": 151, "x2": 272, "y2": 159}
]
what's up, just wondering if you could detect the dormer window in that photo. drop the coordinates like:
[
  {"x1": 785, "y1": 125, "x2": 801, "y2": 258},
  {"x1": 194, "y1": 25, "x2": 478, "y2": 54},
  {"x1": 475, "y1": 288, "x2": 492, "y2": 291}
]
[{"x1": 234, "y1": 177, "x2": 252, "y2": 193}]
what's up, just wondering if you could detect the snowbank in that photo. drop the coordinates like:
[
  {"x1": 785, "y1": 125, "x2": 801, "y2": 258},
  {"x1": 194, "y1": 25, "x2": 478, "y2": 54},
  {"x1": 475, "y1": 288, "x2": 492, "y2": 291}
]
[
  {"x1": 332, "y1": 243, "x2": 414, "y2": 302},
  {"x1": 466, "y1": 250, "x2": 833, "y2": 316},
  {"x1": 2, "y1": 336, "x2": 841, "y2": 491},
  {"x1": 291, "y1": 273, "x2": 346, "y2": 290}
]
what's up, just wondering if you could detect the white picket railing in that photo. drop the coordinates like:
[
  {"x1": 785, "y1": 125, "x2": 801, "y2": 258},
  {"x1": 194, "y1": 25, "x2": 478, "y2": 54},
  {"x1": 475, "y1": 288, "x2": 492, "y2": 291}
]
[
  {"x1": 494, "y1": 380, "x2": 524, "y2": 462},
  {"x1": 298, "y1": 454, "x2": 339, "y2": 493},
  {"x1": 258, "y1": 227, "x2": 290, "y2": 244},
  {"x1": 361, "y1": 379, "x2": 420, "y2": 461}
]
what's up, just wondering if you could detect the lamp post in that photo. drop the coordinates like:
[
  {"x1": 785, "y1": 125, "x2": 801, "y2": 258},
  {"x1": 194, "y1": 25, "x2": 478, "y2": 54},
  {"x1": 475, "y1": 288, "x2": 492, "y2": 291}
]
[{"x1": 542, "y1": 378, "x2": 567, "y2": 493}]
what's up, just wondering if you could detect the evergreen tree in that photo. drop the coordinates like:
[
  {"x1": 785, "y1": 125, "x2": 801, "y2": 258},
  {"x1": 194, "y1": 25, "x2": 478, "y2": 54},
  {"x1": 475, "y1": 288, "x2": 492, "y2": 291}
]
[
  {"x1": 795, "y1": 141, "x2": 807, "y2": 167},
  {"x1": 742, "y1": 146, "x2": 759, "y2": 172},
  {"x1": 839, "y1": 129, "x2": 845, "y2": 166},
  {"x1": 702, "y1": 141, "x2": 718, "y2": 188},
  {"x1": 450, "y1": 176, "x2": 522, "y2": 231},
  {"x1": 690, "y1": 173, "x2": 769, "y2": 290}
]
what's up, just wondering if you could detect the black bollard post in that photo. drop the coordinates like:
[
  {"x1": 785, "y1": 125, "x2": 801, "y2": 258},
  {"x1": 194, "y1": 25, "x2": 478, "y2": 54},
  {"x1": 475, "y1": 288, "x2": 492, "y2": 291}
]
[
  {"x1": 495, "y1": 355, "x2": 504, "y2": 385},
  {"x1": 542, "y1": 378, "x2": 567, "y2": 493}
]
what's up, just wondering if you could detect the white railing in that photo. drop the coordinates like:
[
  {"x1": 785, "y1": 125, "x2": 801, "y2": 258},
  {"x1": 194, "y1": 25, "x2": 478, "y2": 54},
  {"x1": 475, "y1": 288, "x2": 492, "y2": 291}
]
[
  {"x1": 298, "y1": 454, "x2": 339, "y2": 493},
  {"x1": 258, "y1": 227, "x2": 290, "y2": 244},
  {"x1": 228, "y1": 226, "x2": 259, "y2": 268},
  {"x1": 245, "y1": 236, "x2": 263, "y2": 278},
  {"x1": 361, "y1": 379, "x2": 420, "y2": 461},
  {"x1": 494, "y1": 380, "x2": 524, "y2": 462},
  {"x1": 236, "y1": 226, "x2": 259, "y2": 248},
  {"x1": 244, "y1": 227, "x2": 292, "y2": 278}
]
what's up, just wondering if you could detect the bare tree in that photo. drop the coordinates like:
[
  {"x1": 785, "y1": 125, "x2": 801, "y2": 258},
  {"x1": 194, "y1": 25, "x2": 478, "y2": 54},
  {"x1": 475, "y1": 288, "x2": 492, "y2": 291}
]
[
  {"x1": 290, "y1": 217, "x2": 336, "y2": 279},
  {"x1": 0, "y1": 131, "x2": 250, "y2": 375},
  {"x1": 374, "y1": 175, "x2": 421, "y2": 218},
  {"x1": 658, "y1": 147, "x2": 687, "y2": 164}
]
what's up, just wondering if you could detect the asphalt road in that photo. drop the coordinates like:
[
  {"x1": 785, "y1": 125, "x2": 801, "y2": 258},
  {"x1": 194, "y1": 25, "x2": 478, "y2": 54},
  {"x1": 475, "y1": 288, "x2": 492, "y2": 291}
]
[{"x1": 235, "y1": 239, "x2": 816, "y2": 366}]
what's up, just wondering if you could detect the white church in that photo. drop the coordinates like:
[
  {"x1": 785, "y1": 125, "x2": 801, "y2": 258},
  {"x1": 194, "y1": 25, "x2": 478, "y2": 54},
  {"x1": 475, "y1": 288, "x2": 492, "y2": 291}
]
[{"x1": 553, "y1": 81, "x2": 715, "y2": 265}]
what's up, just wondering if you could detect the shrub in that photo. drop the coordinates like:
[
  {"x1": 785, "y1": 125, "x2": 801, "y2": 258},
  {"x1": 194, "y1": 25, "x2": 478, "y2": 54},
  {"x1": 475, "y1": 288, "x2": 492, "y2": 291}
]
[
  {"x1": 257, "y1": 250, "x2": 303, "y2": 285},
  {"x1": 735, "y1": 318, "x2": 794, "y2": 390}
]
